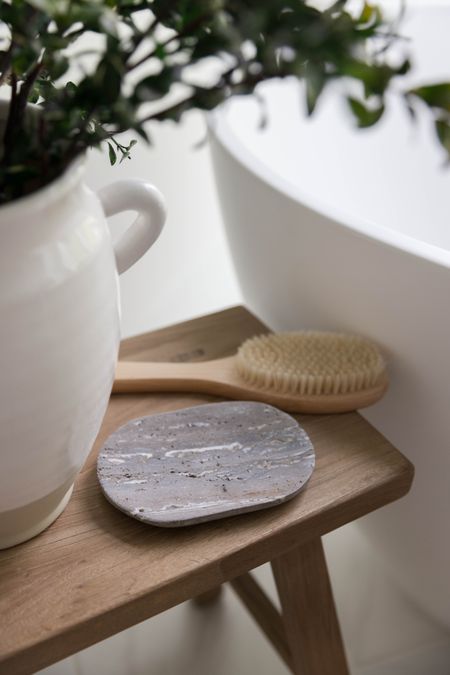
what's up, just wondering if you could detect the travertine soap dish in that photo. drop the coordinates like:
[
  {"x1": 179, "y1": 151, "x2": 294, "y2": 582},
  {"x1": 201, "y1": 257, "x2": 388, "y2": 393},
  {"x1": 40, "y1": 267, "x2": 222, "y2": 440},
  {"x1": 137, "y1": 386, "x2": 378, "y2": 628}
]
[{"x1": 97, "y1": 401, "x2": 315, "y2": 527}]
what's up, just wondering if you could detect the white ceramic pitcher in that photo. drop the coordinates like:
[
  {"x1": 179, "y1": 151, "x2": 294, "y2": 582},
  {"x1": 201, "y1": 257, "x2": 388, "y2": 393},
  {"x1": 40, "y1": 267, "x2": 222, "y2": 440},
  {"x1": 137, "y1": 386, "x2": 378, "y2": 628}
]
[{"x1": 0, "y1": 157, "x2": 166, "y2": 548}]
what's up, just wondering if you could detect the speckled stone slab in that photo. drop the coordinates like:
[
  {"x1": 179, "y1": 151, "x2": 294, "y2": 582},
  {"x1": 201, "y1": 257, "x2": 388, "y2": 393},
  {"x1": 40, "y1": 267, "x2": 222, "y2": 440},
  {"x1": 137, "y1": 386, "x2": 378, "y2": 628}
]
[{"x1": 97, "y1": 401, "x2": 315, "y2": 527}]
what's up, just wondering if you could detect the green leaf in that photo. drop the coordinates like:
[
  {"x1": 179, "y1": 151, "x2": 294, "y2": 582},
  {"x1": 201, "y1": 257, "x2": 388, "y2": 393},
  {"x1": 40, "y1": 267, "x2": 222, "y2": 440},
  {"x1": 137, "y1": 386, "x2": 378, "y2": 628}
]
[
  {"x1": 410, "y1": 83, "x2": 450, "y2": 113},
  {"x1": 134, "y1": 68, "x2": 176, "y2": 103},
  {"x1": 97, "y1": 59, "x2": 122, "y2": 104},
  {"x1": 326, "y1": 0, "x2": 347, "y2": 12},
  {"x1": 48, "y1": 55, "x2": 69, "y2": 80},
  {"x1": 435, "y1": 118, "x2": 450, "y2": 154},
  {"x1": 65, "y1": 81, "x2": 78, "y2": 96},
  {"x1": 134, "y1": 125, "x2": 151, "y2": 143},
  {"x1": 107, "y1": 142, "x2": 117, "y2": 165},
  {"x1": 348, "y1": 97, "x2": 384, "y2": 127},
  {"x1": 357, "y1": 2, "x2": 382, "y2": 29},
  {"x1": 305, "y1": 65, "x2": 326, "y2": 115}
]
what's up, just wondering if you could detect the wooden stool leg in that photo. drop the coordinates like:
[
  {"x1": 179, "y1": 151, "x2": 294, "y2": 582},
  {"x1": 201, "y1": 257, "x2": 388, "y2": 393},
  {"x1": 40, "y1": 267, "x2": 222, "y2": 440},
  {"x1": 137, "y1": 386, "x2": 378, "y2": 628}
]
[
  {"x1": 271, "y1": 538, "x2": 349, "y2": 675},
  {"x1": 192, "y1": 585, "x2": 223, "y2": 606}
]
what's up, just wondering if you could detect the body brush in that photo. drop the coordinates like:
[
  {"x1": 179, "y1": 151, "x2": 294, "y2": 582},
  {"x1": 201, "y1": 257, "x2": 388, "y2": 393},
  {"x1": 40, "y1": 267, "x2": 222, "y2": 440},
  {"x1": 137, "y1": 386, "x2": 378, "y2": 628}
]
[{"x1": 113, "y1": 331, "x2": 388, "y2": 414}]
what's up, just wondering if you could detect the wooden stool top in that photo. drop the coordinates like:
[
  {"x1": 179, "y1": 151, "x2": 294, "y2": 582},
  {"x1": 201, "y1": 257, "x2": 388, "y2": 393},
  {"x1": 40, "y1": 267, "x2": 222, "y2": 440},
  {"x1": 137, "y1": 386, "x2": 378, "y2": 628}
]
[{"x1": 0, "y1": 307, "x2": 413, "y2": 675}]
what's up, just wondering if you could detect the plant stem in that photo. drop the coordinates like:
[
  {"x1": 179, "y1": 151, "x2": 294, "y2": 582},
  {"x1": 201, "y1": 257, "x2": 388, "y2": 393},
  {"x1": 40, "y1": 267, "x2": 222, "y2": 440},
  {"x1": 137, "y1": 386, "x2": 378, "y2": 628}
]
[
  {"x1": 137, "y1": 64, "x2": 270, "y2": 125},
  {"x1": 127, "y1": 10, "x2": 215, "y2": 73},
  {"x1": 0, "y1": 44, "x2": 13, "y2": 87},
  {"x1": 62, "y1": 104, "x2": 97, "y2": 166},
  {"x1": 2, "y1": 72, "x2": 18, "y2": 165},
  {"x1": 1, "y1": 58, "x2": 44, "y2": 168},
  {"x1": 16, "y1": 60, "x2": 43, "y2": 117}
]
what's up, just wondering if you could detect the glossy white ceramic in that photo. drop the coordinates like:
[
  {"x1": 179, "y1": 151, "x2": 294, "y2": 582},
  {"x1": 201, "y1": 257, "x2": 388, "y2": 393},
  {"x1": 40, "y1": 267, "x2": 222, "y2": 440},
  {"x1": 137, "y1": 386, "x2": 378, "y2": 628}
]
[
  {"x1": 0, "y1": 148, "x2": 166, "y2": 548},
  {"x1": 210, "y1": 3, "x2": 450, "y2": 627}
]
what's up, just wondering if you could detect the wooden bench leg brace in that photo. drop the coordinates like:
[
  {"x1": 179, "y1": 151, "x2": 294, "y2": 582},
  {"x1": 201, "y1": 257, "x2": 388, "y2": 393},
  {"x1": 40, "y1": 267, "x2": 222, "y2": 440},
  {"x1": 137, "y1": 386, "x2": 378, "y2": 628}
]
[{"x1": 231, "y1": 538, "x2": 350, "y2": 675}]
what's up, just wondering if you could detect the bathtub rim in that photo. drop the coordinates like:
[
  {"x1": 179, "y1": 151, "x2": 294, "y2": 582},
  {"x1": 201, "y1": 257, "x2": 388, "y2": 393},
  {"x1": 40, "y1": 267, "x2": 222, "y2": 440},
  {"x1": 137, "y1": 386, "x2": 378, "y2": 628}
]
[{"x1": 208, "y1": 49, "x2": 450, "y2": 272}]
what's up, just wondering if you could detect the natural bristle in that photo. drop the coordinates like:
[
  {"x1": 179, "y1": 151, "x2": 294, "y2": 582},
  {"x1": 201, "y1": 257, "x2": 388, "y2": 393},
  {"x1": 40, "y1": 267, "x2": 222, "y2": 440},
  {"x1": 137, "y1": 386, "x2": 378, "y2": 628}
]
[{"x1": 236, "y1": 331, "x2": 386, "y2": 397}]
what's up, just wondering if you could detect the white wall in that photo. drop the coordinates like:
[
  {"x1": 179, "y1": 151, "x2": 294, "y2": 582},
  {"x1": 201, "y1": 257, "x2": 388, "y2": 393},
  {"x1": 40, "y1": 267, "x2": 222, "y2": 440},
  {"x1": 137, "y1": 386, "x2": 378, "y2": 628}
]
[
  {"x1": 84, "y1": 111, "x2": 242, "y2": 338},
  {"x1": 82, "y1": 0, "x2": 437, "y2": 340}
]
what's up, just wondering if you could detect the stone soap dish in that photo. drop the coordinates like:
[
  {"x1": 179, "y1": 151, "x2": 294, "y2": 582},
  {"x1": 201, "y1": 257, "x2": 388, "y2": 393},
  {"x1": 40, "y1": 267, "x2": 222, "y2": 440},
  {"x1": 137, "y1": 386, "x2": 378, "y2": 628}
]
[{"x1": 97, "y1": 401, "x2": 315, "y2": 527}]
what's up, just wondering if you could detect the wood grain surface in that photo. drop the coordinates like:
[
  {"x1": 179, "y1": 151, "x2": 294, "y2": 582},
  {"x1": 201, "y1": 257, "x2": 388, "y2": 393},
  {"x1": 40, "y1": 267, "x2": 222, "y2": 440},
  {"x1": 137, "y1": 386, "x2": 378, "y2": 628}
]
[
  {"x1": 0, "y1": 307, "x2": 414, "y2": 675},
  {"x1": 272, "y1": 539, "x2": 349, "y2": 674}
]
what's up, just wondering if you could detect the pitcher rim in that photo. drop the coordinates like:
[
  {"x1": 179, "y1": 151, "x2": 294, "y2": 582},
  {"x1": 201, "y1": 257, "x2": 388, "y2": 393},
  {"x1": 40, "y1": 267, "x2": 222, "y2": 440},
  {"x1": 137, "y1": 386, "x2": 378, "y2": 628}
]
[{"x1": 0, "y1": 154, "x2": 87, "y2": 220}]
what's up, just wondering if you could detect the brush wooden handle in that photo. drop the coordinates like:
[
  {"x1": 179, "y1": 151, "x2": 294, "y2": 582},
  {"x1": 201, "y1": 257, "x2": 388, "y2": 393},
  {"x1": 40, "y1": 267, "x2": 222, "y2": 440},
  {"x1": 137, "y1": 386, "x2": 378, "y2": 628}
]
[
  {"x1": 113, "y1": 358, "x2": 389, "y2": 414},
  {"x1": 113, "y1": 357, "x2": 237, "y2": 395}
]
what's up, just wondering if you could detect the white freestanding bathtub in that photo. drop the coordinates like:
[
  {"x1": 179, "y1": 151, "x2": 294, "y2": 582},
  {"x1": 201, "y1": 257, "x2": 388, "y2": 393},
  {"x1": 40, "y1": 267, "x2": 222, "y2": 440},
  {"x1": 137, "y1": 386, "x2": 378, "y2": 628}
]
[{"x1": 210, "y1": 3, "x2": 450, "y2": 628}]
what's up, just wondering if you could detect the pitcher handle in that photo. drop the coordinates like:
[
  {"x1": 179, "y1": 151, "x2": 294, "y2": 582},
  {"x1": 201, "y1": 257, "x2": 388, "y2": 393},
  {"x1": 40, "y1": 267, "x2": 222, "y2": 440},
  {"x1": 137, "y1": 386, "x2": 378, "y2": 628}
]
[{"x1": 97, "y1": 179, "x2": 166, "y2": 275}]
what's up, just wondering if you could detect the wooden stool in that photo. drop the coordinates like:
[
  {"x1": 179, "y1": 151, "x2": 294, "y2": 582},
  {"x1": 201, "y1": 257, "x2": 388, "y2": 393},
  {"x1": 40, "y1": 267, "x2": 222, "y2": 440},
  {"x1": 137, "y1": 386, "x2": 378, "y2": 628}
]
[{"x1": 0, "y1": 307, "x2": 414, "y2": 675}]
